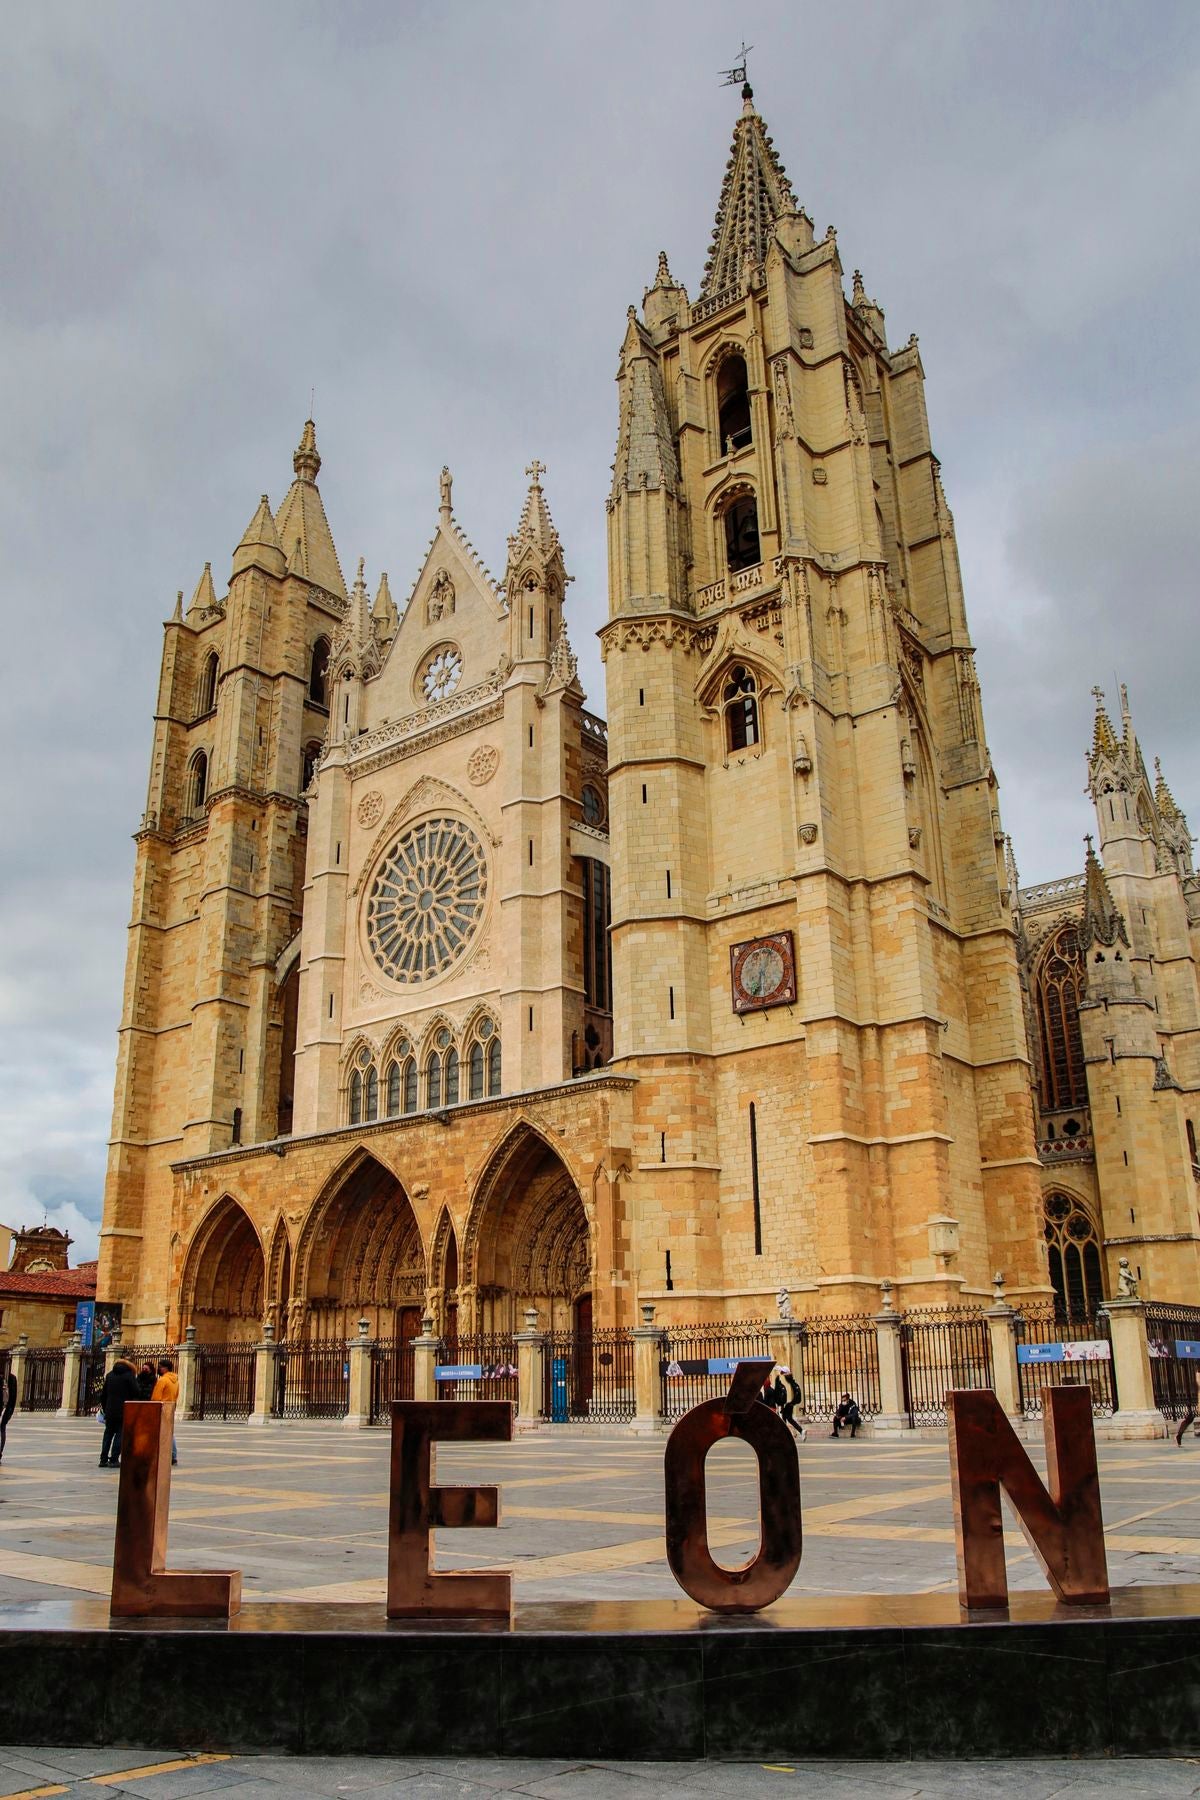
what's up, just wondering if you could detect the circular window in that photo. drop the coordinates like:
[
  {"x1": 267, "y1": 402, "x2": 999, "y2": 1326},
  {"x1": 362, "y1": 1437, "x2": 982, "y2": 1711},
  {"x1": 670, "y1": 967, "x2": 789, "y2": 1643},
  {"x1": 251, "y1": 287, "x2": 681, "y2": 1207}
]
[
  {"x1": 581, "y1": 784, "x2": 604, "y2": 828},
  {"x1": 366, "y1": 816, "x2": 488, "y2": 984},
  {"x1": 420, "y1": 645, "x2": 463, "y2": 703}
]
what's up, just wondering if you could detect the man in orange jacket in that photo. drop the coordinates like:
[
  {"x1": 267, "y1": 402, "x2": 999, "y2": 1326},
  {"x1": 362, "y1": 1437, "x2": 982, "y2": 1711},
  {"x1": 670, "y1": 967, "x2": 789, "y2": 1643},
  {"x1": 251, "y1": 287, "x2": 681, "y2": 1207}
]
[{"x1": 152, "y1": 1358, "x2": 180, "y2": 1466}]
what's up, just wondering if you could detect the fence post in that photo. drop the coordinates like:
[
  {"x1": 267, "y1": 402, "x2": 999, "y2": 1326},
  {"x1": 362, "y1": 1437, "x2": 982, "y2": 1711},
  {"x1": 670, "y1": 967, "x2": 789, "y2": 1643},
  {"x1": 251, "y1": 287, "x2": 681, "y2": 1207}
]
[
  {"x1": 632, "y1": 1303, "x2": 666, "y2": 1433},
  {"x1": 345, "y1": 1318, "x2": 373, "y2": 1430},
  {"x1": 249, "y1": 1323, "x2": 277, "y2": 1427},
  {"x1": 104, "y1": 1332, "x2": 124, "y2": 1378},
  {"x1": 873, "y1": 1288, "x2": 910, "y2": 1432},
  {"x1": 766, "y1": 1318, "x2": 806, "y2": 1381},
  {"x1": 10, "y1": 1334, "x2": 29, "y2": 1408},
  {"x1": 1103, "y1": 1296, "x2": 1163, "y2": 1438},
  {"x1": 57, "y1": 1332, "x2": 83, "y2": 1417},
  {"x1": 176, "y1": 1326, "x2": 199, "y2": 1419},
  {"x1": 412, "y1": 1315, "x2": 439, "y2": 1403},
  {"x1": 515, "y1": 1306, "x2": 545, "y2": 1431},
  {"x1": 985, "y1": 1274, "x2": 1021, "y2": 1417}
]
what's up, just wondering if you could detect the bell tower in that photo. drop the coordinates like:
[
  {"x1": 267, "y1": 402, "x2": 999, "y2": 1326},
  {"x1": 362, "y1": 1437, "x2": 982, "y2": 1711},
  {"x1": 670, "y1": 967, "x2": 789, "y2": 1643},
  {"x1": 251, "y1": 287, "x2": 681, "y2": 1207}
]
[{"x1": 604, "y1": 83, "x2": 1046, "y2": 1313}]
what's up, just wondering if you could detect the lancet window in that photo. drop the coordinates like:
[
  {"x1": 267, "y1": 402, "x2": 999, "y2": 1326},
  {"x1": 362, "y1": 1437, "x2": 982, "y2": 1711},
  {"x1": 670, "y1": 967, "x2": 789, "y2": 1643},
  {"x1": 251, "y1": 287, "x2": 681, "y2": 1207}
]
[
  {"x1": 197, "y1": 651, "x2": 219, "y2": 717},
  {"x1": 1033, "y1": 924, "x2": 1088, "y2": 1112},
  {"x1": 716, "y1": 353, "x2": 752, "y2": 454},
  {"x1": 186, "y1": 750, "x2": 208, "y2": 817},
  {"x1": 723, "y1": 665, "x2": 760, "y2": 753},
  {"x1": 309, "y1": 637, "x2": 331, "y2": 707},
  {"x1": 723, "y1": 493, "x2": 760, "y2": 573},
  {"x1": 1043, "y1": 1192, "x2": 1105, "y2": 1320}
]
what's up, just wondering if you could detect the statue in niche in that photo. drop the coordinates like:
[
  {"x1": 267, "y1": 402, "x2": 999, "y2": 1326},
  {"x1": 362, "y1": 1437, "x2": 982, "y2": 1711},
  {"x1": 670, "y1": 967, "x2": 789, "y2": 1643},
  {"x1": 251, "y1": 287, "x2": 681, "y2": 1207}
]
[{"x1": 427, "y1": 569, "x2": 455, "y2": 626}]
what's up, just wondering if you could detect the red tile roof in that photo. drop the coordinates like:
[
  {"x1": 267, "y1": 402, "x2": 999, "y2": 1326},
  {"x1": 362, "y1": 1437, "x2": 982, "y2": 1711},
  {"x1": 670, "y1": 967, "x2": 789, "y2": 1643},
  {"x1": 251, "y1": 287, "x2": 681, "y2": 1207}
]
[{"x1": 0, "y1": 1267, "x2": 97, "y2": 1300}]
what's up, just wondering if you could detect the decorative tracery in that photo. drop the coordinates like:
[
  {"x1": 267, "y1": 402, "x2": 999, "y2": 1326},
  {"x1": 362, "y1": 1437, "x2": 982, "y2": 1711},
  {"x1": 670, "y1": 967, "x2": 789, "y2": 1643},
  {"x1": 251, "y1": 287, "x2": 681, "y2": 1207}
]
[
  {"x1": 1033, "y1": 923, "x2": 1089, "y2": 1111},
  {"x1": 1043, "y1": 1191, "x2": 1105, "y2": 1319},
  {"x1": 366, "y1": 816, "x2": 487, "y2": 984}
]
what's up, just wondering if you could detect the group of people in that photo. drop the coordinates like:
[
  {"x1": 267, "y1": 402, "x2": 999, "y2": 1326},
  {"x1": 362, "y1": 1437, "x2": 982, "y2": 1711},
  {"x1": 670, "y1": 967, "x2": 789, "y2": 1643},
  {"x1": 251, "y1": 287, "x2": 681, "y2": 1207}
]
[
  {"x1": 759, "y1": 1366, "x2": 863, "y2": 1440},
  {"x1": 98, "y1": 1355, "x2": 179, "y2": 1468}
]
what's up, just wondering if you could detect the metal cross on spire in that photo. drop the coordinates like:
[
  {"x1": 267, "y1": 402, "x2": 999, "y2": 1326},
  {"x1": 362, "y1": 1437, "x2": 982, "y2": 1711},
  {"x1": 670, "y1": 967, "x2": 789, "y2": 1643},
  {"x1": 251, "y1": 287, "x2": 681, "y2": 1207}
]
[
  {"x1": 720, "y1": 43, "x2": 753, "y2": 89},
  {"x1": 1091, "y1": 685, "x2": 1106, "y2": 704},
  {"x1": 526, "y1": 458, "x2": 546, "y2": 484}
]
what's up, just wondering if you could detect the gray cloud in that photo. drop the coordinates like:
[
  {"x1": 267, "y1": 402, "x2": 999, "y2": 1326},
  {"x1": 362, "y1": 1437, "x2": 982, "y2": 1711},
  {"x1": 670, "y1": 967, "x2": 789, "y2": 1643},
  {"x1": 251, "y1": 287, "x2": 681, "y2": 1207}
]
[{"x1": 2, "y1": 0, "x2": 1197, "y2": 1251}]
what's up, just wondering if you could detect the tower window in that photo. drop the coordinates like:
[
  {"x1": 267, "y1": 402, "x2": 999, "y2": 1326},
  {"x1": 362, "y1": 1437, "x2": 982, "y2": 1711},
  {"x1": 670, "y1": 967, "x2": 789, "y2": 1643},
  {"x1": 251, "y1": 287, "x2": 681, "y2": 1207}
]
[
  {"x1": 716, "y1": 353, "x2": 752, "y2": 454},
  {"x1": 364, "y1": 1065, "x2": 379, "y2": 1122},
  {"x1": 723, "y1": 494, "x2": 760, "y2": 573},
  {"x1": 445, "y1": 1047, "x2": 460, "y2": 1106},
  {"x1": 487, "y1": 1036, "x2": 501, "y2": 1096},
  {"x1": 197, "y1": 651, "x2": 219, "y2": 717},
  {"x1": 186, "y1": 750, "x2": 208, "y2": 816},
  {"x1": 1043, "y1": 1192, "x2": 1105, "y2": 1320},
  {"x1": 386, "y1": 1061, "x2": 400, "y2": 1116},
  {"x1": 581, "y1": 784, "x2": 604, "y2": 828},
  {"x1": 348, "y1": 1069, "x2": 362, "y2": 1125},
  {"x1": 301, "y1": 741, "x2": 322, "y2": 791},
  {"x1": 403, "y1": 1058, "x2": 418, "y2": 1114},
  {"x1": 1032, "y1": 924, "x2": 1087, "y2": 1111},
  {"x1": 309, "y1": 638, "x2": 330, "y2": 707},
  {"x1": 723, "y1": 665, "x2": 760, "y2": 752},
  {"x1": 468, "y1": 1040, "x2": 485, "y2": 1100}
]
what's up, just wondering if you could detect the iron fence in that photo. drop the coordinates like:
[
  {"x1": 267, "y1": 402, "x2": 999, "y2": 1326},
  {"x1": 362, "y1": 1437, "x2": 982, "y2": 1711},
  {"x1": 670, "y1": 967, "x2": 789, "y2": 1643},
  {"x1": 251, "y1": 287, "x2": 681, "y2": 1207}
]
[
  {"x1": 369, "y1": 1337, "x2": 415, "y2": 1424},
  {"x1": 1145, "y1": 1300, "x2": 1200, "y2": 1421},
  {"x1": 76, "y1": 1345, "x2": 107, "y2": 1415},
  {"x1": 900, "y1": 1308, "x2": 993, "y2": 1426},
  {"x1": 659, "y1": 1320, "x2": 771, "y2": 1420},
  {"x1": 542, "y1": 1327, "x2": 635, "y2": 1423},
  {"x1": 272, "y1": 1342, "x2": 349, "y2": 1419},
  {"x1": 192, "y1": 1343, "x2": 256, "y2": 1420},
  {"x1": 1015, "y1": 1307, "x2": 1117, "y2": 1417},
  {"x1": 794, "y1": 1315, "x2": 881, "y2": 1420},
  {"x1": 20, "y1": 1348, "x2": 65, "y2": 1412},
  {"x1": 437, "y1": 1333, "x2": 519, "y2": 1406}
]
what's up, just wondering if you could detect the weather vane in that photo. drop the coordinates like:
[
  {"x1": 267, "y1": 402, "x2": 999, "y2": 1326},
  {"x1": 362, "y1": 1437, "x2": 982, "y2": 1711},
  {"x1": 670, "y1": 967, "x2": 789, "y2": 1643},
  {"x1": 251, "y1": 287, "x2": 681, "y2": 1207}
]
[{"x1": 720, "y1": 44, "x2": 753, "y2": 89}]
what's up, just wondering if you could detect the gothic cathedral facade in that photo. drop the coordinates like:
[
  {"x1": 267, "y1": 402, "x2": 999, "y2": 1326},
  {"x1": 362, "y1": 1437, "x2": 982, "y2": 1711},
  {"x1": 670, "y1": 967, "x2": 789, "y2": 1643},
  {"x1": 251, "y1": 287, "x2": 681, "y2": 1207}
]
[{"x1": 98, "y1": 89, "x2": 1199, "y2": 1347}]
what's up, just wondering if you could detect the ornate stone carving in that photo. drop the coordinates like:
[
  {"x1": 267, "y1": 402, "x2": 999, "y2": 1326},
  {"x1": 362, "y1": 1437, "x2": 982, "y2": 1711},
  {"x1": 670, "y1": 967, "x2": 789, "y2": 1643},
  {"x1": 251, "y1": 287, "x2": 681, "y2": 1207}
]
[
  {"x1": 426, "y1": 568, "x2": 455, "y2": 626},
  {"x1": 357, "y1": 790, "x2": 384, "y2": 828},
  {"x1": 798, "y1": 822, "x2": 818, "y2": 845},
  {"x1": 909, "y1": 825, "x2": 923, "y2": 850},
  {"x1": 467, "y1": 743, "x2": 500, "y2": 786}
]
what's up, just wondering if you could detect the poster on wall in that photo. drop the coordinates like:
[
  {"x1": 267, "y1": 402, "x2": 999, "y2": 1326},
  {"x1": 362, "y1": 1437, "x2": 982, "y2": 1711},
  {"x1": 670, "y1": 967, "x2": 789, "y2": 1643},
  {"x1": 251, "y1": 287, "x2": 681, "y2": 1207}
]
[{"x1": 93, "y1": 1303, "x2": 122, "y2": 1348}]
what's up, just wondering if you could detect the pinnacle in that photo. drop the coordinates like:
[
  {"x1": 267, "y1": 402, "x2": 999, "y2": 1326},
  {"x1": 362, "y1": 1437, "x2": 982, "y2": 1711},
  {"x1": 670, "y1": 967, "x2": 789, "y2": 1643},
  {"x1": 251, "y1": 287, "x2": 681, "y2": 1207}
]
[
  {"x1": 188, "y1": 561, "x2": 218, "y2": 613},
  {"x1": 700, "y1": 89, "x2": 798, "y2": 298},
  {"x1": 1155, "y1": 756, "x2": 1181, "y2": 821},
  {"x1": 1090, "y1": 687, "x2": 1119, "y2": 759},
  {"x1": 1082, "y1": 836, "x2": 1128, "y2": 950},
  {"x1": 511, "y1": 460, "x2": 560, "y2": 559},
  {"x1": 238, "y1": 494, "x2": 282, "y2": 553},
  {"x1": 293, "y1": 418, "x2": 320, "y2": 483}
]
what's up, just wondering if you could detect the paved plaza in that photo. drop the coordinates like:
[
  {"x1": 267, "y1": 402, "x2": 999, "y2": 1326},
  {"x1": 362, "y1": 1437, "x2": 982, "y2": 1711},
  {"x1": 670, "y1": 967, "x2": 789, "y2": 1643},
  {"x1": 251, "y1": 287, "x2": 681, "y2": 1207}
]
[{"x1": 2, "y1": 1415, "x2": 1200, "y2": 1605}]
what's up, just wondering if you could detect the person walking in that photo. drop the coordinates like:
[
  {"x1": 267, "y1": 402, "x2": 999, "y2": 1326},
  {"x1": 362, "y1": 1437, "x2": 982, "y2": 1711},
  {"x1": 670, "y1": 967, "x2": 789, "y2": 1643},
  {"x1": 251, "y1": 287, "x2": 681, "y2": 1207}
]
[
  {"x1": 99, "y1": 1355, "x2": 139, "y2": 1468},
  {"x1": 773, "y1": 1365, "x2": 807, "y2": 1441},
  {"x1": 152, "y1": 1358, "x2": 180, "y2": 1466},
  {"x1": 831, "y1": 1392, "x2": 862, "y2": 1439},
  {"x1": 0, "y1": 1368, "x2": 16, "y2": 1463}
]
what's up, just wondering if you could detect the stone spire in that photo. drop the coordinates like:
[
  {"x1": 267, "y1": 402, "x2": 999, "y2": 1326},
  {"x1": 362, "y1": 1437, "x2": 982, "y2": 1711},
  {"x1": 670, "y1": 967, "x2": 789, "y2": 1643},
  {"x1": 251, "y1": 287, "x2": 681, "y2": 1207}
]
[
  {"x1": 1155, "y1": 756, "x2": 1180, "y2": 822},
  {"x1": 543, "y1": 618, "x2": 581, "y2": 695},
  {"x1": 1082, "y1": 836, "x2": 1129, "y2": 950},
  {"x1": 274, "y1": 419, "x2": 347, "y2": 600},
  {"x1": 611, "y1": 309, "x2": 680, "y2": 496},
  {"x1": 1090, "y1": 686, "x2": 1119, "y2": 759},
  {"x1": 510, "y1": 460, "x2": 561, "y2": 560},
  {"x1": 186, "y1": 561, "x2": 218, "y2": 620},
  {"x1": 333, "y1": 557, "x2": 380, "y2": 680},
  {"x1": 373, "y1": 570, "x2": 398, "y2": 648},
  {"x1": 700, "y1": 84, "x2": 798, "y2": 298},
  {"x1": 232, "y1": 498, "x2": 285, "y2": 579}
]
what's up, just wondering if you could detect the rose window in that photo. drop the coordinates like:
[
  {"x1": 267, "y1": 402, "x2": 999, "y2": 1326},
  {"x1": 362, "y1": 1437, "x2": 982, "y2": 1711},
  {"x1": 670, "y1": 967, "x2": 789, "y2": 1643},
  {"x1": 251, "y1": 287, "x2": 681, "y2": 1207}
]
[
  {"x1": 366, "y1": 816, "x2": 487, "y2": 983},
  {"x1": 420, "y1": 645, "x2": 463, "y2": 703}
]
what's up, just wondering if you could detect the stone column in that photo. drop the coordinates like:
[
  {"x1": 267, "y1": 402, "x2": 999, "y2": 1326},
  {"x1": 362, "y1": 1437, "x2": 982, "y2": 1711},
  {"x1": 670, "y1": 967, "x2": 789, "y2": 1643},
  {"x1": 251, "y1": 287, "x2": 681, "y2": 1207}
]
[
  {"x1": 873, "y1": 1288, "x2": 910, "y2": 1433},
  {"x1": 57, "y1": 1332, "x2": 83, "y2": 1417},
  {"x1": 632, "y1": 1303, "x2": 666, "y2": 1434},
  {"x1": 249, "y1": 1322, "x2": 278, "y2": 1427},
  {"x1": 985, "y1": 1274, "x2": 1021, "y2": 1417},
  {"x1": 766, "y1": 1316, "x2": 806, "y2": 1383},
  {"x1": 345, "y1": 1318, "x2": 373, "y2": 1430},
  {"x1": 175, "y1": 1326, "x2": 199, "y2": 1419},
  {"x1": 412, "y1": 1315, "x2": 440, "y2": 1404},
  {"x1": 1103, "y1": 1297, "x2": 1163, "y2": 1437},
  {"x1": 10, "y1": 1334, "x2": 29, "y2": 1409},
  {"x1": 104, "y1": 1332, "x2": 124, "y2": 1377},
  {"x1": 515, "y1": 1306, "x2": 545, "y2": 1432}
]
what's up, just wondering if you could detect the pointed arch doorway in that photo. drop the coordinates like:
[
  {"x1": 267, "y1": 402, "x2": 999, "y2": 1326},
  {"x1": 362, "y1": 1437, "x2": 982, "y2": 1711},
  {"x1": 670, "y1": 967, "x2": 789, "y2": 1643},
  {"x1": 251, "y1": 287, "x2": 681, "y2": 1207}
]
[
  {"x1": 463, "y1": 1124, "x2": 591, "y2": 1335},
  {"x1": 179, "y1": 1197, "x2": 264, "y2": 1344},
  {"x1": 294, "y1": 1151, "x2": 425, "y2": 1341}
]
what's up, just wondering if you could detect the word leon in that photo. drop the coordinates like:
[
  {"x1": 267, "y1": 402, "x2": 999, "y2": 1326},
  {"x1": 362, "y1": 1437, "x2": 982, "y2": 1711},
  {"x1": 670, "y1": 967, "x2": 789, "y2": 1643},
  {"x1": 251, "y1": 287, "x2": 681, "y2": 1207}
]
[{"x1": 109, "y1": 1360, "x2": 1109, "y2": 1624}]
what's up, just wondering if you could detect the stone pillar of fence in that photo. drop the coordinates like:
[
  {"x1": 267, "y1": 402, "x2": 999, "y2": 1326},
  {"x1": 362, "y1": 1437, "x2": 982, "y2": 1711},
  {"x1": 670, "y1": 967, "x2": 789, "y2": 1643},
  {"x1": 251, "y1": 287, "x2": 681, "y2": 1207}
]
[
  {"x1": 412, "y1": 1315, "x2": 440, "y2": 1403},
  {"x1": 985, "y1": 1275, "x2": 1021, "y2": 1417},
  {"x1": 766, "y1": 1317, "x2": 805, "y2": 1380},
  {"x1": 57, "y1": 1332, "x2": 83, "y2": 1417},
  {"x1": 1103, "y1": 1295, "x2": 1163, "y2": 1438},
  {"x1": 249, "y1": 1322, "x2": 278, "y2": 1427},
  {"x1": 872, "y1": 1289, "x2": 909, "y2": 1432},
  {"x1": 104, "y1": 1332, "x2": 124, "y2": 1377},
  {"x1": 10, "y1": 1334, "x2": 29, "y2": 1408},
  {"x1": 345, "y1": 1318, "x2": 373, "y2": 1429},
  {"x1": 632, "y1": 1303, "x2": 667, "y2": 1433},
  {"x1": 515, "y1": 1307, "x2": 545, "y2": 1431},
  {"x1": 176, "y1": 1325, "x2": 199, "y2": 1418}
]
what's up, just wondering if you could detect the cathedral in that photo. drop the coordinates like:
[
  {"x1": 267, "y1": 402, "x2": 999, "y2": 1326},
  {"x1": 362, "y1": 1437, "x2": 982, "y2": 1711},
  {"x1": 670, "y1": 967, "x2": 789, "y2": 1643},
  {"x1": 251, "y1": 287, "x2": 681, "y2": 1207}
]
[{"x1": 98, "y1": 86, "x2": 1200, "y2": 1350}]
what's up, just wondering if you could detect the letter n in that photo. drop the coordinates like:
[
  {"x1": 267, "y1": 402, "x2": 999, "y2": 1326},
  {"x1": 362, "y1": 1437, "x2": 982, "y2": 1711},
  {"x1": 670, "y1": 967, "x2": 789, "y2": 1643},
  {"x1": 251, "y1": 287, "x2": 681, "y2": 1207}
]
[{"x1": 947, "y1": 1385, "x2": 1108, "y2": 1609}]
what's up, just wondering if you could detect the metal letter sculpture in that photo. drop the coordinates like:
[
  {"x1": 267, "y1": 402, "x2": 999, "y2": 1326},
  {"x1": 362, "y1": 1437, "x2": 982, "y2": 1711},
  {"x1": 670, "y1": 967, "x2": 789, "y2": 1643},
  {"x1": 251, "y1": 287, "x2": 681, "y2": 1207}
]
[
  {"x1": 947, "y1": 1385, "x2": 1109, "y2": 1609},
  {"x1": 110, "y1": 1401, "x2": 241, "y2": 1618},
  {"x1": 663, "y1": 1358, "x2": 802, "y2": 1612},
  {"x1": 387, "y1": 1400, "x2": 513, "y2": 1621}
]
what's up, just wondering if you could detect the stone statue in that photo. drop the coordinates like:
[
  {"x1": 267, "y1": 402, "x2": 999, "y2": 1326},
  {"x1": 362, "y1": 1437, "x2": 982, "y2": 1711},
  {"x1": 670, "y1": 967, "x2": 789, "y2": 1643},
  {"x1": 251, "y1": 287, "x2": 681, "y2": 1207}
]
[
  {"x1": 1117, "y1": 1256, "x2": 1139, "y2": 1300},
  {"x1": 439, "y1": 465, "x2": 452, "y2": 515},
  {"x1": 776, "y1": 1287, "x2": 793, "y2": 1321}
]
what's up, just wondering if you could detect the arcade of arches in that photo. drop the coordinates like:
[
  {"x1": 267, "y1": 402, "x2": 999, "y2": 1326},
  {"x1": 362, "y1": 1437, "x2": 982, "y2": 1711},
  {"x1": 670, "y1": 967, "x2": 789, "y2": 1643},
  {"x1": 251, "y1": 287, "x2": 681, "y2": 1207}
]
[{"x1": 175, "y1": 1127, "x2": 592, "y2": 1346}]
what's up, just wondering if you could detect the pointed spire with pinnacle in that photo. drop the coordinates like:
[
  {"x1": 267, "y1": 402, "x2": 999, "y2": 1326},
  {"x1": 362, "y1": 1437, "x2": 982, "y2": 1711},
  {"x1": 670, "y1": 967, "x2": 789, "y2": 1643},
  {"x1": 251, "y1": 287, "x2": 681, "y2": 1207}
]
[
  {"x1": 1154, "y1": 756, "x2": 1180, "y2": 822},
  {"x1": 1082, "y1": 836, "x2": 1129, "y2": 949},
  {"x1": 700, "y1": 83, "x2": 798, "y2": 298},
  {"x1": 373, "y1": 570, "x2": 398, "y2": 647},
  {"x1": 273, "y1": 419, "x2": 346, "y2": 599},
  {"x1": 187, "y1": 561, "x2": 218, "y2": 618},
  {"x1": 510, "y1": 459, "x2": 561, "y2": 560},
  {"x1": 1090, "y1": 686, "x2": 1119, "y2": 759}
]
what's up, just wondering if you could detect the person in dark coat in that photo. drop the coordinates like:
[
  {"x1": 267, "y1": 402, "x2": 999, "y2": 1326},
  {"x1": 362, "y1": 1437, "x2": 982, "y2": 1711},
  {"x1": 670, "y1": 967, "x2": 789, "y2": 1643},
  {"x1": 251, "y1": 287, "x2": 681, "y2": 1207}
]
[
  {"x1": 99, "y1": 1357, "x2": 139, "y2": 1468},
  {"x1": 134, "y1": 1362, "x2": 156, "y2": 1399},
  {"x1": 772, "y1": 1365, "x2": 807, "y2": 1442},
  {"x1": 0, "y1": 1370, "x2": 16, "y2": 1462},
  {"x1": 831, "y1": 1393, "x2": 862, "y2": 1439}
]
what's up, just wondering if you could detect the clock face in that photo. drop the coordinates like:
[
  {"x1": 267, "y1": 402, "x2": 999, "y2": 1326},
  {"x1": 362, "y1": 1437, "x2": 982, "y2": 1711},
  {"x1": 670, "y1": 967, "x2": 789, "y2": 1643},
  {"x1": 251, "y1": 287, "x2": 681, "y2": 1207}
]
[{"x1": 730, "y1": 932, "x2": 797, "y2": 1014}]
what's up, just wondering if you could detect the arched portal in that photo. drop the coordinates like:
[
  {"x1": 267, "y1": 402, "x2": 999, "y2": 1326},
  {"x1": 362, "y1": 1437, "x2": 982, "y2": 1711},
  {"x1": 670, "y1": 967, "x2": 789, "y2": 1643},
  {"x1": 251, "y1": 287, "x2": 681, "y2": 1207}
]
[
  {"x1": 294, "y1": 1151, "x2": 425, "y2": 1342},
  {"x1": 464, "y1": 1124, "x2": 591, "y2": 1333},
  {"x1": 179, "y1": 1196, "x2": 264, "y2": 1344}
]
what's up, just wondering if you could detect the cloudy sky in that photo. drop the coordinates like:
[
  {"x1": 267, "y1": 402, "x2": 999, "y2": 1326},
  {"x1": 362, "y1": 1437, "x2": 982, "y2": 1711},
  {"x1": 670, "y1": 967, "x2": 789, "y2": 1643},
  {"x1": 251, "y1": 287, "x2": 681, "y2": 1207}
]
[{"x1": 2, "y1": 2, "x2": 1197, "y2": 1261}]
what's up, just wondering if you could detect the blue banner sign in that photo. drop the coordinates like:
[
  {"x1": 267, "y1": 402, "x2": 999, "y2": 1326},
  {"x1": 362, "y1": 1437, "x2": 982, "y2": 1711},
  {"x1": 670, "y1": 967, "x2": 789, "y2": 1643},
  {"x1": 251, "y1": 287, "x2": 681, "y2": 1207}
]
[
  {"x1": 1176, "y1": 1341, "x2": 1200, "y2": 1360},
  {"x1": 1017, "y1": 1343, "x2": 1064, "y2": 1365},
  {"x1": 435, "y1": 1364, "x2": 484, "y2": 1381},
  {"x1": 75, "y1": 1301, "x2": 95, "y2": 1347}
]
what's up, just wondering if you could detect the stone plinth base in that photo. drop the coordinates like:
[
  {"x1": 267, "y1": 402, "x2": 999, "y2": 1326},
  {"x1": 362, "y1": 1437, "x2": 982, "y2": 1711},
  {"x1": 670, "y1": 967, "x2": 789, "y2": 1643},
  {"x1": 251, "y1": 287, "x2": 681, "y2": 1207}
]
[{"x1": 2, "y1": 1586, "x2": 1199, "y2": 1760}]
